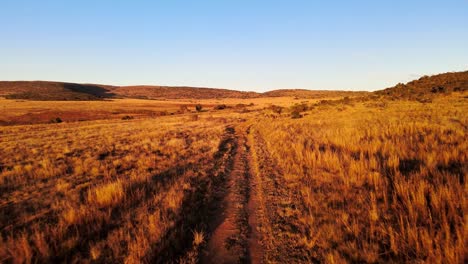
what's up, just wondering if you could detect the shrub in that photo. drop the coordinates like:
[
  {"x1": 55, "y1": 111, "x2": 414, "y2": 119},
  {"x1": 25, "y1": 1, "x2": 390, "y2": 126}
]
[
  {"x1": 122, "y1": 115, "x2": 134, "y2": 120},
  {"x1": 214, "y1": 104, "x2": 227, "y2": 110},
  {"x1": 291, "y1": 103, "x2": 308, "y2": 112},
  {"x1": 234, "y1": 104, "x2": 249, "y2": 113},
  {"x1": 431, "y1": 86, "x2": 446, "y2": 93},
  {"x1": 50, "y1": 117, "x2": 63, "y2": 123},
  {"x1": 317, "y1": 99, "x2": 339, "y2": 107},
  {"x1": 195, "y1": 104, "x2": 203, "y2": 112},
  {"x1": 270, "y1": 105, "x2": 283, "y2": 114},
  {"x1": 291, "y1": 110, "x2": 302, "y2": 119}
]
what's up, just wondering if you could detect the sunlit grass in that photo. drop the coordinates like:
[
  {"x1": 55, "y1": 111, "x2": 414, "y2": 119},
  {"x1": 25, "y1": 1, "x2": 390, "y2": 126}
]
[
  {"x1": 252, "y1": 93, "x2": 466, "y2": 262},
  {"x1": 0, "y1": 92, "x2": 466, "y2": 263},
  {"x1": 0, "y1": 112, "x2": 229, "y2": 263}
]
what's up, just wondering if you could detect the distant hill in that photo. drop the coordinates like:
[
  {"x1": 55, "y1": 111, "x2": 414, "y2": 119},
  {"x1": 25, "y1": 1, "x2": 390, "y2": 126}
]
[
  {"x1": 0, "y1": 81, "x2": 364, "y2": 101},
  {"x1": 0, "y1": 81, "x2": 115, "y2": 101},
  {"x1": 2, "y1": 71, "x2": 465, "y2": 101},
  {"x1": 0, "y1": 81, "x2": 260, "y2": 100},
  {"x1": 376, "y1": 71, "x2": 468, "y2": 99},
  {"x1": 112, "y1": 86, "x2": 259, "y2": 99},
  {"x1": 263, "y1": 89, "x2": 367, "y2": 98}
]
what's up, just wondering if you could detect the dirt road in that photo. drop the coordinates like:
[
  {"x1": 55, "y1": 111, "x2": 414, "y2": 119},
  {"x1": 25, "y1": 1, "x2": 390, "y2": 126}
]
[
  {"x1": 168, "y1": 123, "x2": 306, "y2": 263},
  {"x1": 201, "y1": 124, "x2": 264, "y2": 264}
]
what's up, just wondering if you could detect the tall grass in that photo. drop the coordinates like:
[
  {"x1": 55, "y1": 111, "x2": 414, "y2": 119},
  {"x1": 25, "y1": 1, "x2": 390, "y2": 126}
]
[
  {"x1": 0, "y1": 116, "x2": 227, "y2": 263},
  {"x1": 0, "y1": 92, "x2": 465, "y2": 262},
  {"x1": 253, "y1": 95, "x2": 466, "y2": 262}
]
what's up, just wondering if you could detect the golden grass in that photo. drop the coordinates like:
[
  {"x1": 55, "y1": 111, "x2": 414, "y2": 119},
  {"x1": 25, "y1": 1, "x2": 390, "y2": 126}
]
[
  {"x1": 0, "y1": 91, "x2": 466, "y2": 263},
  {"x1": 251, "y1": 93, "x2": 467, "y2": 262},
  {"x1": 87, "y1": 180, "x2": 125, "y2": 208},
  {"x1": 0, "y1": 96, "x2": 345, "y2": 125},
  {"x1": 0, "y1": 110, "x2": 234, "y2": 263},
  {"x1": 193, "y1": 230, "x2": 205, "y2": 246}
]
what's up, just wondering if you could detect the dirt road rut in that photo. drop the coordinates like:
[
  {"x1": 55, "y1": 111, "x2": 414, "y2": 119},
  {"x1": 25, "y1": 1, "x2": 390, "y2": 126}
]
[{"x1": 202, "y1": 125, "x2": 264, "y2": 264}]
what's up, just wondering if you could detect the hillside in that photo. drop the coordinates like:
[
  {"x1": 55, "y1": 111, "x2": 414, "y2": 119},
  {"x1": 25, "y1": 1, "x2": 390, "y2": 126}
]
[
  {"x1": 112, "y1": 86, "x2": 260, "y2": 99},
  {"x1": 263, "y1": 89, "x2": 367, "y2": 98},
  {"x1": 2, "y1": 71, "x2": 466, "y2": 101},
  {"x1": 0, "y1": 81, "x2": 115, "y2": 101},
  {"x1": 0, "y1": 81, "x2": 363, "y2": 101},
  {"x1": 376, "y1": 71, "x2": 468, "y2": 99},
  {"x1": 0, "y1": 81, "x2": 261, "y2": 100}
]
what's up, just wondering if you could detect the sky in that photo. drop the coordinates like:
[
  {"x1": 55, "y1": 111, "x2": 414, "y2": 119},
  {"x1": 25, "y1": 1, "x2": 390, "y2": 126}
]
[{"x1": 1, "y1": 0, "x2": 467, "y2": 92}]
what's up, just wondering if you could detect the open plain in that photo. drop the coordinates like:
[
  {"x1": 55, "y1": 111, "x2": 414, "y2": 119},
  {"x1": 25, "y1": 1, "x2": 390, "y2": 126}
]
[{"x1": 0, "y1": 72, "x2": 467, "y2": 263}]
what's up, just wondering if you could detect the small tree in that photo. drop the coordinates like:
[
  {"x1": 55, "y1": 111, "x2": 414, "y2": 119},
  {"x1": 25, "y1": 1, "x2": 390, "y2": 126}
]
[{"x1": 195, "y1": 104, "x2": 203, "y2": 112}]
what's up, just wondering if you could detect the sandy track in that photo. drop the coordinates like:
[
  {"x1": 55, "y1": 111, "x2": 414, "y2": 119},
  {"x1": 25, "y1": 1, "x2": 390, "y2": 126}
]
[{"x1": 202, "y1": 124, "x2": 264, "y2": 264}]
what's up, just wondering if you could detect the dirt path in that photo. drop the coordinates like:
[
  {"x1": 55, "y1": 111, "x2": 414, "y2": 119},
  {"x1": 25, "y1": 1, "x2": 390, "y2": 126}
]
[
  {"x1": 245, "y1": 126, "x2": 264, "y2": 264},
  {"x1": 202, "y1": 125, "x2": 264, "y2": 264}
]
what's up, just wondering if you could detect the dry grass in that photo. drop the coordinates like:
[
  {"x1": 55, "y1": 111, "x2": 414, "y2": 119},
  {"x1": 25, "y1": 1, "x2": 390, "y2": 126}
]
[
  {"x1": 250, "y1": 92, "x2": 467, "y2": 262},
  {"x1": 87, "y1": 180, "x2": 125, "y2": 208},
  {"x1": 0, "y1": 110, "x2": 236, "y2": 263},
  {"x1": 0, "y1": 96, "x2": 349, "y2": 125},
  {"x1": 0, "y1": 90, "x2": 466, "y2": 263}
]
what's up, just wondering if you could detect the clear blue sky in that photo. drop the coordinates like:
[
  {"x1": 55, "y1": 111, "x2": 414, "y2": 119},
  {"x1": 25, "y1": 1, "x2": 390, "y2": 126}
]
[{"x1": 1, "y1": 0, "x2": 467, "y2": 91}]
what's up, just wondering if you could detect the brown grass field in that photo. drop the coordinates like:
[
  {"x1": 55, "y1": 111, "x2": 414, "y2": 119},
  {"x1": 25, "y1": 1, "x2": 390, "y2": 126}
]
[{"x1": 0, "y1": 74, "x2": 467, "y2": 263}]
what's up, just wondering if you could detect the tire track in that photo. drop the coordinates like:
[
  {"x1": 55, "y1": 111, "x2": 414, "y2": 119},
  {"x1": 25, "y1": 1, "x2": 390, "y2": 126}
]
[{"x1": 202, "y1": 124, "x2": 264, "y2": 264}]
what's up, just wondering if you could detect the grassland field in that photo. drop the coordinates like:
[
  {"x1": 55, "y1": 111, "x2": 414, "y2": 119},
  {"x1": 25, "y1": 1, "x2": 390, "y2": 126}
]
[{"x1": 0, "y1": 88, "x2": 466, "y2": 263}]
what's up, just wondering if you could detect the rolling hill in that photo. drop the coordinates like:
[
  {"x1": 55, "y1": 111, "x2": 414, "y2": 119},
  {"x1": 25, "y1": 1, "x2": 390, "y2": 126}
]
[
  {"x1": 263, "y1": 89, "x2": 367, "y2": 98},
  {"x1": 1, "y1": 71, "x2": 466, "y2": 101},
  {"x1": 0, "y1": 81, "x2": 261, "y2": 100},
  {"x1": 112, "y1": 85, "x2": 260, "y2": 99},
  {"x1": 0, "y1": 81, "x2": 362, "y2": 100},
  {"x1": 0, "y1": 81, "x2": 115, "y2": 101},
  {"x1": 377, "y1": 71, "x2": 468, "y2": 99}
]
